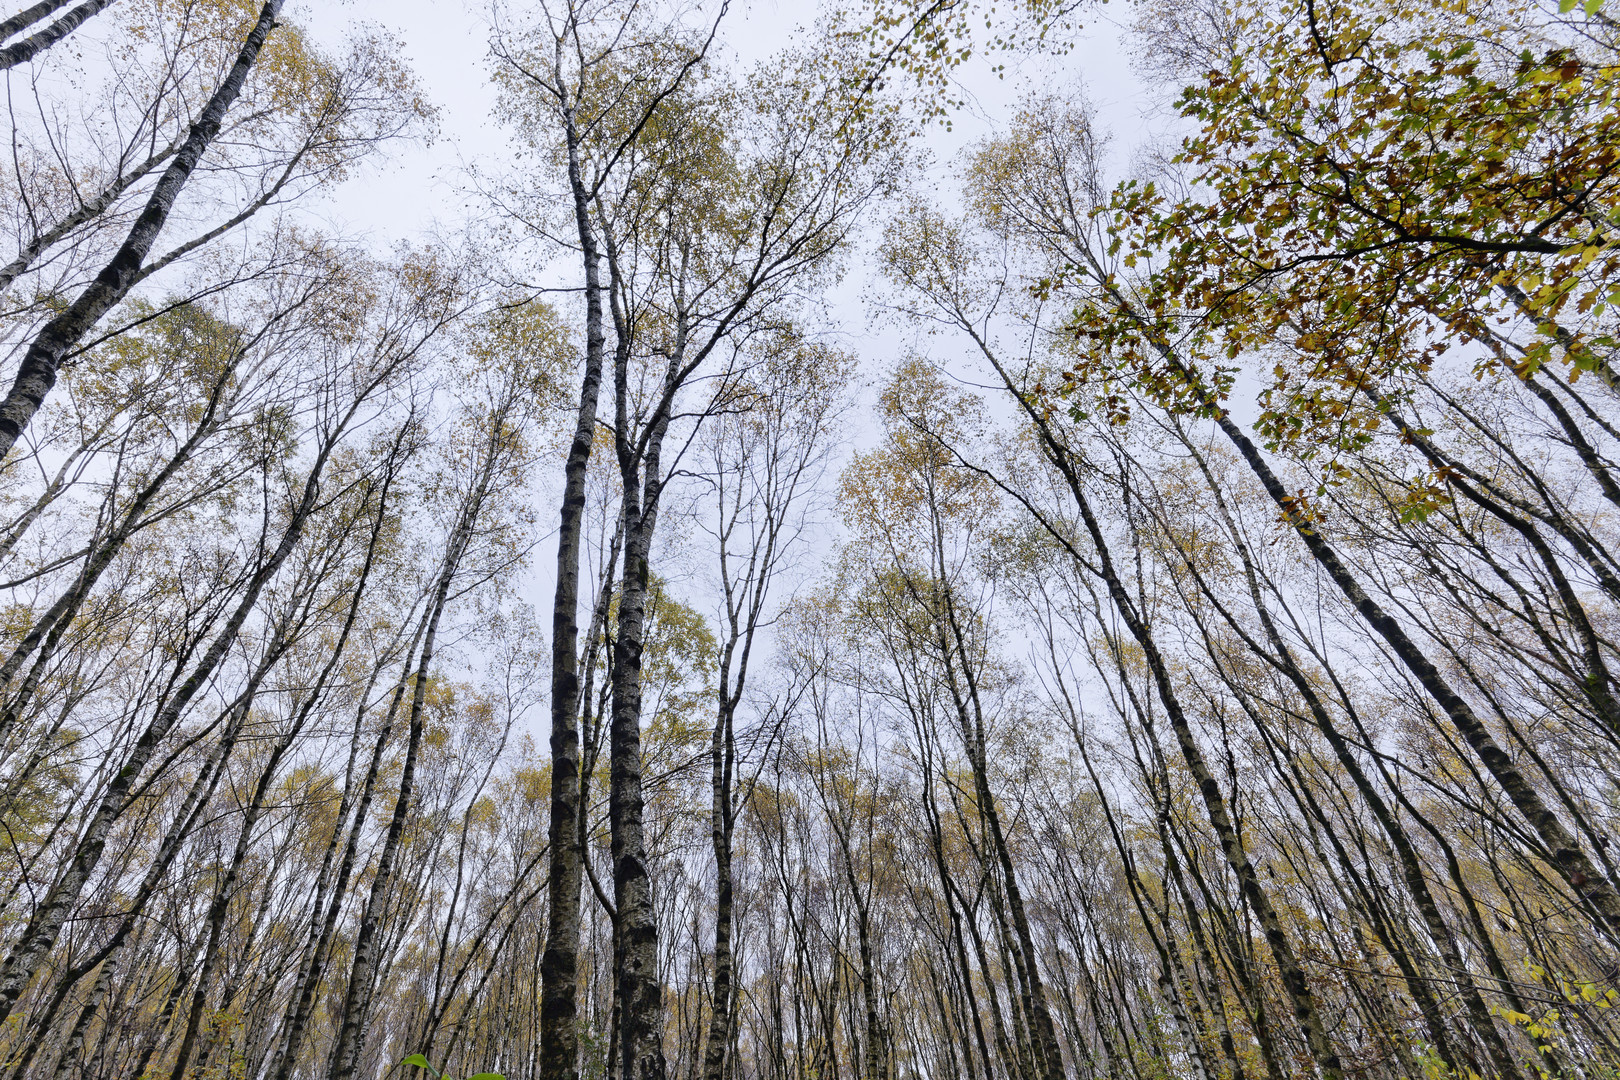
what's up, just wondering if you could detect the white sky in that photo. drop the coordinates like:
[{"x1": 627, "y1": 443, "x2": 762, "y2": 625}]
[{"x1": 302, "y1": 0, "x2": 1162, "y2": 255}]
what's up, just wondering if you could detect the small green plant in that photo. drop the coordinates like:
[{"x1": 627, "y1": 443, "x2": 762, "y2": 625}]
[
  {"x1": 1412, "y1": 1043, "x2": 1482, "y2": 1080},
  {"x1": 400, "y1": 1054, "x2": 503, "y2": 1080}
]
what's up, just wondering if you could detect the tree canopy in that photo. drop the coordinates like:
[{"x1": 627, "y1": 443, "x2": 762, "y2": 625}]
[{"x1": 0, "y1": 1, "x2": 1617, "y2": 1079}]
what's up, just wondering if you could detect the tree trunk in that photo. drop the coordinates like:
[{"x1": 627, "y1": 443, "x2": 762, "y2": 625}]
[
  {"x1": 0, "y1": 0, "x2": 284, "y2": 458},
  {"x1": 1209, "y1": 405, "x2": 1620, "y2": 936},
  {"x1": 327, "y1": 427, "x2": 501, "y2": 1080},
  {"x1": 0, "y1": 430, "x2": 332, "y2": 1030},
  {"x1": 0, "y1": 0, "x2": 118, "y2": 70},
  {"x1": 700, "y1": 699, "x2": 737, "y2": 1080}
]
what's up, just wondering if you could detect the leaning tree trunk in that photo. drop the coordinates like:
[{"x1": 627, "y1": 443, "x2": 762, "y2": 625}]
[
  {"x1": 0, "y1": 0, "x2": 119, "y2": 70},
  {"x1": 982, "y1": 367, "x2": 1346, "y2": 1080},
  {"x1": 0, "y1": 1, "x2": 74, "y2": 42},
  {"x1": 1172, "y1": 428, "x2": 1523, "y2": 1080},
  {"x1": 1077, "y1": 276, "x2": 1620, "y2": 939},
  {"x1": 0, "y1": 137, "x2": 180, "y2": 300},
  {"x1": 165, "y1": 467, "x2": 398, "y2": 1080},
  {"x1": 327, "y1": 413, "x2": 505, "y2": 1080},
  {"x1": 0, "y1": 427, "x2": 334, "y2": 1030},
  {"x1": 0, "y1": 0, "x2": 284, "y2": 459},
  {"x1": 1208, "y1": 403, "x2": 1620, "y2": 936},
  {"x1": 0, "y1": 363, "x2": 237, "y2": 747}
]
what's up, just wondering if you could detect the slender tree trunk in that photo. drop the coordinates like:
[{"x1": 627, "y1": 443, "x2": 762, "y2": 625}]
[
  {"x1": 1032, "y1": 435, "x2": 1342, "y2": 1079},
  {"x1": 852, "y1": 892, "x2": 885, "y2": 1080},
  {"x1": 1077, "y1": 294, "x2": 1620, "y2": 937},
  {"x1": 0, "y1": 364, "x2": 237, "y2": 743},
  {"x1": 264, "y1": 620, "x2": 424, "y2": 1080},
  {"x1": 1207, "y1": 404, "x2": 1620, "y2": 935},
  {"x1": 969, "y1": 334, "x2": 1341, "y2": 1077},
  {"x1": 327, "y1": 429, "x2": 501, "y2": 1080},
  {"x1": 539, "y1": 100, "x2": 607, "y2": 1080},
  {"x1": 0, "y1": 137, "x2": 181, "y2": 300},
  {"x1": 933, "y1": 589, "x2": 1067, "y2": 1080},
  {"x1": 700, "y1": 701, "x2": 737, "y2": 1080},
  {"x1": 606, "y1": 269, "x2": 686, "y2": 1078},
  {"x1": 3, "y1": 736, "x2": 222, "y2": 1080},
  {"x1": 1168, "y1": 428, "x2": 1521, "y2": 1079},
  {"x1": 166, "y1": 470, "x2": 398, "y2": 1080},
  {"x1": 0, "y1": 430, "x2": 332, "y2": 1030},
  {"x1": 0, "y1": 0, "x2": 284, "y2": 457}
]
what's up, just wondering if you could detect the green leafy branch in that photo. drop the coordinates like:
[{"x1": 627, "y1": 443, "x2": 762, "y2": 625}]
[{"x1": 400, "y1": 1053, "x2": 503, "y2": 1080}]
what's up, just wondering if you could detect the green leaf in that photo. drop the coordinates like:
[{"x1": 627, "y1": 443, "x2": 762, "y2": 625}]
[
  {"x1": 1560, "y1": 0, "x2": 1578, "y2": 13},
  {"x1": 401, "y1": 1056, "x2": 440, "y2": 1079},
  {"x1": 1584, "y1": 0, "x2": 1605, "y2": 15}
]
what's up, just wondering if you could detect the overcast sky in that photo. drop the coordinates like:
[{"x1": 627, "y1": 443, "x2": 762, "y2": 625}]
[{"x1": 302, "y1": 0, "x2": 1160, "y2": 256}]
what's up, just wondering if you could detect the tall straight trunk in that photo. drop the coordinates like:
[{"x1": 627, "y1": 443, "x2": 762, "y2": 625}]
[
  {"x1": 852, "y1": 894, "x2": 885, "y2": 1080},
  {"x1": 539, "y1": 101, "x2": 607, "y2": 1080},
  {"x1": 0, "y1": 0, "x2": 284, "y2": 458},
  {"x1": 606, "y1": 259, "x2": 683, "y2": 1078},
  {"x1": 609, "y1": 469, "x2": 666, "y2": 1080},
  {"x1": 327, "y1": 428, "x2": 501, "y2": 1080},
  {"x1": 701, "y1": 419, "x2": 801, "y2": 1080},
  {"x1": 700, "y1": 699, "x2": 737, "y2": 1080}
]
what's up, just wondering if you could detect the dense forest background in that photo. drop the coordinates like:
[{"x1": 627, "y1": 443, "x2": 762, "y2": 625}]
[{"x1": 0, "y1": 1, "x2": 1616, "y2": 1079}]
